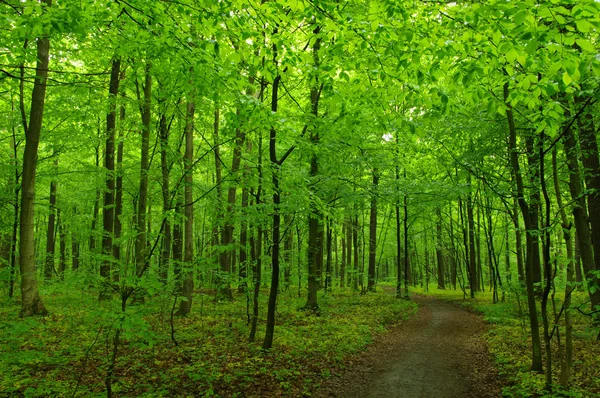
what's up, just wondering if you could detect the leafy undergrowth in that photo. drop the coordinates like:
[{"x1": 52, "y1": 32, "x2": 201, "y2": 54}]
[
  {"x1": 0, "y1": 279, "x2": 417, "y2": 397},
  {"x1": 414, "y1": 284, "x2": 600, "y2": 398}
]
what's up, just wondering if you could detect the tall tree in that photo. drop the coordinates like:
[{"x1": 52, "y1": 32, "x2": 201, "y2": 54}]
[{"x1": 19, "y1": 0, "x2": 52, "y2": 316}]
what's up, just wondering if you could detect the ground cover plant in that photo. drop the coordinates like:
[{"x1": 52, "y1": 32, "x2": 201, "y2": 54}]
[{"x1": 0, "y1": 278, "x2": 416, "y2": 397}]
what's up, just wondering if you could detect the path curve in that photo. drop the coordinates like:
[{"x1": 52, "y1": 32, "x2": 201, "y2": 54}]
[{"x1": 317, "y1": 295, "x2": 501, "y2": 398}]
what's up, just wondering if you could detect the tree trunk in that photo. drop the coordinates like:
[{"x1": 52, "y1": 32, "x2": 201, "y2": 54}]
[
  {"x1": 44, "y1": 159, "x2": 58, "y2": 280},
  {"x1": 466, "y1": 176, "x2": 477, "y2": 297},
  {"x1": 505, "y1": 81, "x2": 543, "y2": 372},
  {"x1": 159, "y1": 112, "x2": 171, "y2": 285},
  {"x1": 134, "y1": 63, "x2": 152, "y2": 283},
  {"x1": 304, "y1": 30, "x2": 322, "y2": 310},
  {"x1": 367, "y1": 169, "x2": 379, "y2": 292},
  {"x1": 436, "y1": 207, "x2": 445, "y2": 289},
  {"x1": 58, "y1": 213, "x2": 66, "y2": 280},
  {"x1": 577, "y1": 103, "x2": 600, "y2": 288},
  {"x1": 525, "y1": 135, "x2": 543, "y2": 287},
  {"x1": 562, "y1": 111, "x2": 600, "y2": 312},
  {"x1": 19, "y1": 0, "x2": 52, "y2": 316},
  {"x1": 113, "y1": 102, "x2": 125, "y2": 281},
  {"x1": 100, "y1": 57, "x2": 120, "y2": 299},
  {"x1": 177, "y1": 100, "x2": 196, "y2": 316},
  {"x1": 263, "y1": 69, "x2": 283, "y2": 349},
  {"x1": 552, "y1": 146, "x2": 574, "y2": 388}
]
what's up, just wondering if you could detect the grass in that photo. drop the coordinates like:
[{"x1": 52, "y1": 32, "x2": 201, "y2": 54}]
[
  {"x1": 0, "y1": 275, "x2": 417, "y2": 397},
  {"x1": 413, "y1": 282, "x2": 600, "y2": 398}
]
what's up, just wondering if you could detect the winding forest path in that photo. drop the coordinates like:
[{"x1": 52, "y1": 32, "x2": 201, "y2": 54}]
[{"x1": 317, "y1": 295, "x2": 501, "y2": 398}]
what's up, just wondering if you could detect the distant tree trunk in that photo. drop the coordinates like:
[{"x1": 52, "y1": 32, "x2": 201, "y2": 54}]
[
  {"x1": 304, "y1": 29, "x2": 322, "y2": 311},
  {"x1": 58, "y1": 214, "x2": 66, "y2": 280},
  {"x1": 449, "y1": 204, "x2": 457, "y2": 289},
  {"x1": 403, "y1": 169, "x2": 409, "y2": 299},
  {"x1": 249, "y1": 125, "x2": 263, "y2": 342},
  {"x1": 134, "y1": 63, "x2": 152, "y2": 283},
  {"x1": 367, "y1": 169, "x2": 379, "y2": 292},
  {"x1": 71, "y1": 219, "x2": 80, "y2": 271},
  {"x1": 19, "y1": 0, "x2": 52, "y2": 316},
  {"x1": 283, "y1": 214, "x2": 293, "y2": 290},
  {"x1": 44, "y1": 159, "x2": 58, "y2": 280},
  {"x1": 466, "y1": 176, "x2": 476, "y2": 297},
  {"x1": 172, "y1": 192, "x2": 183, "y2": 287},
  {"x1": 219, "y1": 115, "x2": 246, "y2": 298},
  {"x1": 238, "y1": 179, "x2": 249, "y2": 294},
  {"x1": 525, "y1": 135, "x2": 543, "y2": 287},
  {"x1": 340, "y1": 223, "x2": 346, "y2": 288},
  {"x1": 263, "y1": 69, "x2": 283, "y2": 349},
  {"x1": 505, "y1": 81, "x2": 543, "y2": 372},
  {"x1": 436, "y1": 208, "x2": 445, "y2": 289},
  {"x1": 113, "y1": 102, "x2": 125, "y2": 281},
  {"x1": 512, "y1": 198, "x2": 525, "y2": 282},
  {"x1": 574, "y1": 234, "x2": 583, "y2": 289},
  {"x1": 159, "y1": 113, "x2": 171, "y2": 285},
  {"x1": 562, "y1": 112, "x2": 600, "y2": 313},
  {"x1": 8, "y1": 133, "x2": 19, "y2": 297},
  {"x1": 100, "y1": 57, "x2": 120, "y2": 299},
  {"x1": 177, "y1": 100, "x2": 196, "y2": 316},
  {"x1": 552, "y1": 146, "x2": 574, "y2": 388},
  {"x1": 353, "y1": 215, "x2": 359, "y2": 291},
  {"x1": 89, "y1": 147, "x2": 100, "y2": 263}
]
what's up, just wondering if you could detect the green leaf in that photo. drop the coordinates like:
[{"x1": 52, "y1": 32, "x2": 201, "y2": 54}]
[
  {"x1": 577, "y1": 39, "x2": 595, "y2": 52},
  {"x1": 562, "y1": 71, "x2": 572, "y2": 86}
]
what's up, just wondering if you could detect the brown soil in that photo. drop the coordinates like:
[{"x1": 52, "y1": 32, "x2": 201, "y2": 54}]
[{"x1": 316, "y1": 295, "x2": 501, "y2": 398}]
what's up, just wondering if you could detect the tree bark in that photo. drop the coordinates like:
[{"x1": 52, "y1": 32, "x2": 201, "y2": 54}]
[
  {"x1": 159, "y1": 113, "x2": 171, "y2": 285},
  {"x1": 19, "y1": 0, "x2": 52, "y2": 316},
  {"x1": 177, "y1": 100, "x2": 196, "y2": 316},
  {"x1": 367, "y1": 169, "x2": 379, "y2": 292},
  {"x1": 436, "y1": 207, "x2": 446, "y2": 289},
  {"x1": 552, "y1": 146, "x2": 574, "y2": 388},
  {"x1": 44, "y1": 159, "x2": 58, "y2": 280},
  {"x1": 505, "y1": 81, "x2": 543, "y2": 372},
  {"x1": 577, "y1": 103, "x2": 600, "y2": 287},
  {"x1": 100, "y1": 57, "x2": 120, "y2": 299},
  {"x1": 134, "y1": 63, "x2": 152, "y2": 282},
  {"x1": 562, "y1": 111, "x2": 600, "y2": 312}
]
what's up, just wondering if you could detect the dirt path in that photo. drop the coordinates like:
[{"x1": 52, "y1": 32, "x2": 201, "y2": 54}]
[{"x1": 317, "y1": 295, "x2": 501, "y2": 398}]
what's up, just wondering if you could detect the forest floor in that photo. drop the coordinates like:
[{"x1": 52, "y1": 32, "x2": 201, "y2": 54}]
[{"x1": 317, "y1": 294, "x2": 501, "y2": 398}]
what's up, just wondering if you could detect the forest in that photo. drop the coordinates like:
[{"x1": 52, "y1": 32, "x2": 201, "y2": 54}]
[{"x1": 1, "y1": 0, "x2": 600, "y2": 397}]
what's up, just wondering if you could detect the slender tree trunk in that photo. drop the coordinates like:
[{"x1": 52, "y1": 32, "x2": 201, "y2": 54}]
[
  {"x1": 340, "y1": 224, "x2": 346, "y2": 288},
  {"x1": 505, "y1": 81, "x2": 543, "y2": 372},
  {"x1": 403, "y1": 169, "x2": 409, "y2": 299},
  {"x1": 44, "y1": 159, "x2": 58, "y2": 280},
  {"x1": 263, "y1": 70, "x2": 283, "y2": 349},
  {"x1": 552, "y1": 146, "x2": 574, "y2": 388},
  {"x1": 436, "y1": 208, "x2": 445, "y2": 289},
  {"x1": 177, "y1": 100, "x2": 196, "y2": 315},
  {"x1": 525, "y1": 136, "x2": 543, "y2": 287},
  {"x1": 19, "y1": 0, "x2": 52, "y2": 316},
  {"x1": 539, "y1": 131, "x2": 553, "y2": 391},
  {"x1": 58, "y1": 213, "x2": 66, "y2": 280},
  {"x1": 467, "y1": 176, "x2": 477, "y2": 297},
  {"x1": 367, "y1": 169, "x2": 379, "y2": 292},
  {"x1": 100, "y1": 58, "x2": 120, "y2": 299},
  {"x1": 325, "y1": 219, "x2": 332, "y2": 291},
  {"x1": 134, "y1": 64, "x2": 152, "y2": 282},
  {"x1": 112, "y1": 101, "x2": 125, "y2": 281},
  {"x1": 159, "y1": 113, "x2": 171, "y2": 285},
  {"x1": 219, "y1": 115, "x2": 246, "y2": 298},
  {"x1": 304, "y1": 29, "x2": 322, "y2": 310}
]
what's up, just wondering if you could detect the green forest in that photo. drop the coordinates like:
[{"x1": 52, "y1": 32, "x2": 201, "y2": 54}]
[{"x1": 1, "y1": 0, "x2": 600, "y2": 396}]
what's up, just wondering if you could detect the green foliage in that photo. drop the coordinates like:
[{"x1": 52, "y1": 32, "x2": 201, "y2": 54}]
[{"x1": 0, "y1": 285, "x2": 416, "y2": 397}]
